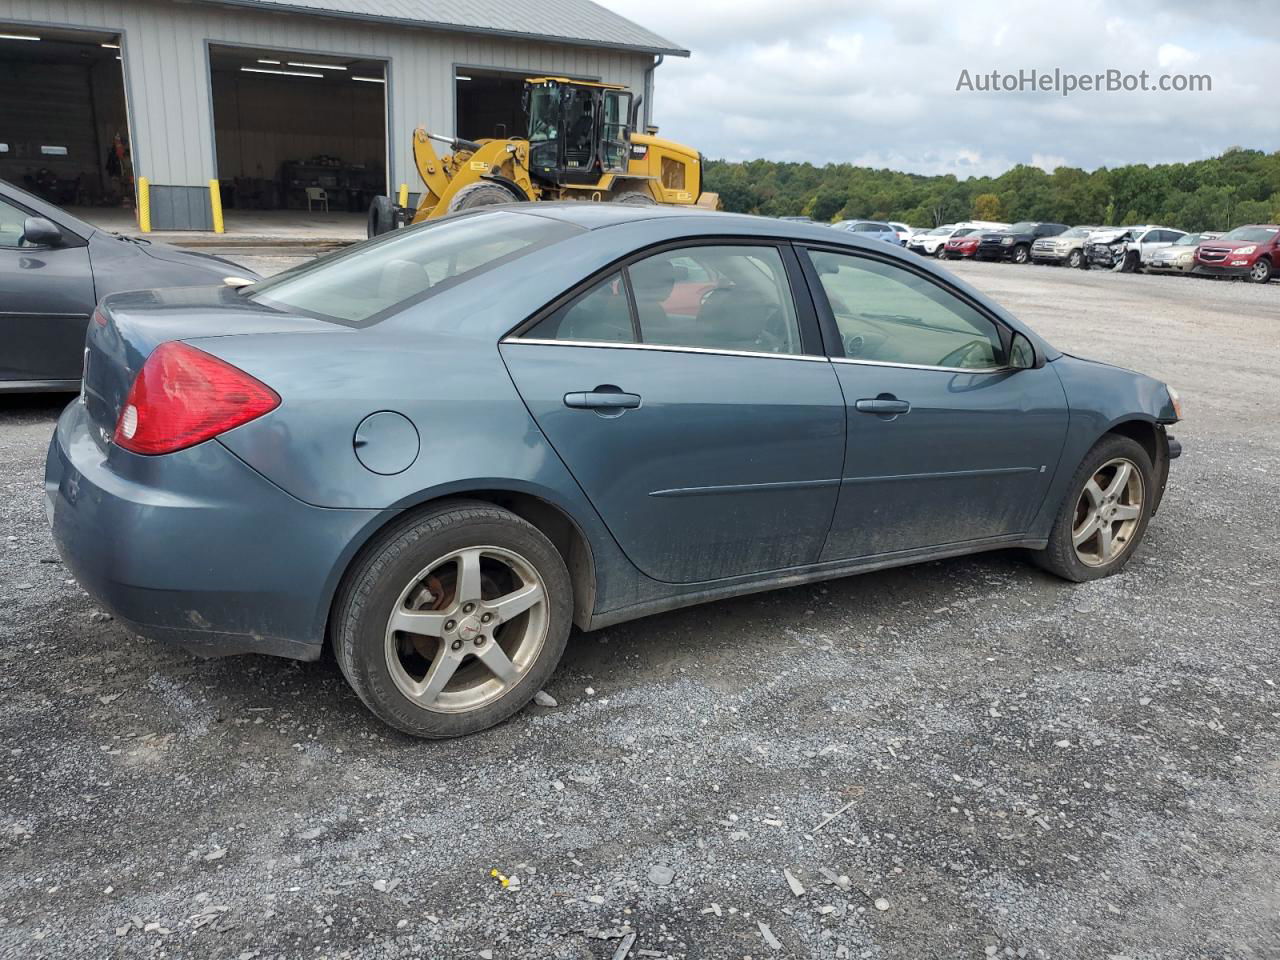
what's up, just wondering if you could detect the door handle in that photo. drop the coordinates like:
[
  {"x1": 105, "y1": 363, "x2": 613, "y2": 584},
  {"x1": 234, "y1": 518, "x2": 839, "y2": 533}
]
[
  {"x1": 564, "y1": 389, "x2": 642, "y2": 410},
  {"x1": 855, "y1": 397, "x2": 911, "y2": 415}
]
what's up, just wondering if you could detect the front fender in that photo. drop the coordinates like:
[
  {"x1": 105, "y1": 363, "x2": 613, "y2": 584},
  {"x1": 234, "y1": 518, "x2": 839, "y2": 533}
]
[{"x1": 1026, "y1": 354, "x2": 1178, "y2": 537}]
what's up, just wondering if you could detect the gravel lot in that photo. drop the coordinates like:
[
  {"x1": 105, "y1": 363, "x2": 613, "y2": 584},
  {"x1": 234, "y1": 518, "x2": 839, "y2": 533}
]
[{"x1": 2, "y1": 258, "x2": 1278, "y2": 960}]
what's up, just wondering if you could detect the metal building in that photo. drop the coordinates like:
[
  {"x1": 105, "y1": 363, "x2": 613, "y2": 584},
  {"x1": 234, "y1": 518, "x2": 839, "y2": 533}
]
[{"x1": 0, "y1": 0, "x2": 686, "y2": 229}]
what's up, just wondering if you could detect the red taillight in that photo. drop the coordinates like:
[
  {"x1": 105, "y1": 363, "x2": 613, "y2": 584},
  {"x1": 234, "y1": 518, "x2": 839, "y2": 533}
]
[
  {"x1": 93, "y1": 307, "x2": 108, "y2": 326},
  {"x1": 113, "y1": 342, "x2": 279, "y2": 455}
]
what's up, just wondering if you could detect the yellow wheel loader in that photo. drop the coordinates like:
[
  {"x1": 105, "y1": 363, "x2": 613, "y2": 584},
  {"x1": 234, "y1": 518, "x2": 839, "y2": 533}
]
[{"x1": 367, "y1": 77, "x2": 718, "y2": 236}]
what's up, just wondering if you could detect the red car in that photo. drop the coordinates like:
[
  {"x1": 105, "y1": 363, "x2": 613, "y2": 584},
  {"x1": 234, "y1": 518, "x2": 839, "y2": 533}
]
[
  {"x1": 943, "y1": 229, "x2": 981, "y2": 259},
  {"x1": 1193, "y1": 224, "x2": 1279, "y2": 283}
]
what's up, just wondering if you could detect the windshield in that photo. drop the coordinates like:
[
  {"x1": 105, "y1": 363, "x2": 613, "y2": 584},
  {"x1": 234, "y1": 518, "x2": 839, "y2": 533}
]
[
  {"x1": 951, "y1": 228, "x2": 976, "y2": 238},
  {"x1": 1007, "y1": 222, "x2": 1036, "y2": 233},
  {"x1": 1174, "y1": 233, "x2": 1201, "y2": 246},
  {"x1": 247, "y1": 211, "x2": 578, "y2": 325},
  {"x1": 527, "y1": 83, "x2": 559, "y2": 142},
  {"x1": 1061, "y1": 226, "x2": 1095, "y2": 238},
  {"x1": 929, "y1": 227, "x2": 950, "y2": 236},
  {"x1": 853, "y1": 222, "x2": 890, "y2": 232},
  {"x1": 1220, "y1": 226, "x2": 1278, "y2": 243}
]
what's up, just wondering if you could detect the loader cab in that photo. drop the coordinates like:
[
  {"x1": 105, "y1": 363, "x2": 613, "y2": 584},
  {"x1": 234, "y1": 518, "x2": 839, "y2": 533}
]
[{"x1": 524, "y1": 78, "x2": 633, "y2": 186}]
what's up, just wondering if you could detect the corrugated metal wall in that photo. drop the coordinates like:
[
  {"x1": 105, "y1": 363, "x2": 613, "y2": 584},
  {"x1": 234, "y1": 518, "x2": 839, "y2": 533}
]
[{"x1": 0, "y1": 0, "x2": 653, "y2": 201}]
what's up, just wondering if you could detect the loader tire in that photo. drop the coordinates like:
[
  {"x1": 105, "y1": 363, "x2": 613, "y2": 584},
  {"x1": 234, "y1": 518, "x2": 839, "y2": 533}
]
[
  {"x1": 614, "y1": 191, "x2": 657, "y2": 206},
  {"x1": 367, "y1": 195, "x2": 397, "y2": 238},
  {"x1": 447, "y1": 182, "x2": 519, "y2": 213}
]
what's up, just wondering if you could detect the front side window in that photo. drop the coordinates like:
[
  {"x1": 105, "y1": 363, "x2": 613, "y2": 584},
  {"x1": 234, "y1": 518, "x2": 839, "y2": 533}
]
[
  {"x1": 808, "y1": 250, "x2": 1006, "y2": 370},
  {"x1": 0, "y1": 198, "x2": 30, "y2": 248},
  {"x1": 523, "y1": 245, "x2": 804, "y2": 356},
  {"x1": 248, "y1": 211, "x2": 576, "y2": 325}
]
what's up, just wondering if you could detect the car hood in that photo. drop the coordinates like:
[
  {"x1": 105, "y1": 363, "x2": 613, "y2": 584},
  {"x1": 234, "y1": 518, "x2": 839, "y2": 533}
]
[
  {"x1": 1055, "y1": 353, "x2": 1178, "y2": 423},
  {"x1": 137, "y1": 238, "x2": 256, "y2": 277},
  {"x1": 1087, "y1": 229, "x2": 1136, "y2": 245},
  {"x1": 1197, "y1": 238, "x2": 1254, "y2": 251}
]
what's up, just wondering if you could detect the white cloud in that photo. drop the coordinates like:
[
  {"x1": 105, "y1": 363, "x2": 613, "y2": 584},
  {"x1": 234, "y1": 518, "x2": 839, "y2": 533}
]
[
  {"x1": 600, "y1": 0, "x2": 1275, "y2": 177},
  {"x1": 1156, "y1": 43, "x2": 1199, "y2": 68}
]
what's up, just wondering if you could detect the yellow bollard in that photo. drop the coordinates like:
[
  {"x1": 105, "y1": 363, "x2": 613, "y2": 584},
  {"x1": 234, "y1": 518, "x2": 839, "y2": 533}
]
[
  {"x1": 136, "y1": 177, "x2": 151, "y2": 233},
  {"x1": 398, "y1": 182, "x2": 409, "y2": 207},
  {"x1": 208, "y1": 178, "x2": 224, "y2": 234}
]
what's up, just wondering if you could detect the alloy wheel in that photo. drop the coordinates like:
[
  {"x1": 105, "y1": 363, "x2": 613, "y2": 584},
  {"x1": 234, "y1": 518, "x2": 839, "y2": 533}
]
[
  {"x1": 1250, "y1": 260, "x2": 1271, "y2": 283},
  {"x1": 384, "y1": 546, "x2": 549, "y2": 713},
  {"x1": 1071, "y1": 457, "x2": 1145, "y2": 567}
]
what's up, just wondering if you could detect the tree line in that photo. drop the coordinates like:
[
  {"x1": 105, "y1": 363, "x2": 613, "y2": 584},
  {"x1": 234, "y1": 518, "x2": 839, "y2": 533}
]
[{"x1": 703, "y1": 147, "x2": 1280, "y2": 231}]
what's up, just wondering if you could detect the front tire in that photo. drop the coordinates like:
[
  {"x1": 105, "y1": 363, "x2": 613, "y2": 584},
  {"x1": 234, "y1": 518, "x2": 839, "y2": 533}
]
[
  {"x1": 613, "y1": 190, "x2": 657, "y2": 206},
  {"x1": 1034, "y1": 434, "x2": 1155, "y2": 582},
  {"x1": 1012, "y1": 244, "x2": 1030, "y2": 264},
  {"x1": 1248, "y1": 258, "x2": 1273, "y2": 283},
  {"x1": 446, "y1": 181, "x2": 520, "y2": 213},
  {"x1": 1067, "y1": 249, "x2": 1083, "y2": 269},
  {"x1": 332, "y1": 501, "x2": 573, "y2": 738}
]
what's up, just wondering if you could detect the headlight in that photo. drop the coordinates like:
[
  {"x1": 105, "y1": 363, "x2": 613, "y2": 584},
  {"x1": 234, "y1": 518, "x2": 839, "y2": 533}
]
[
  {"x1": 1234, "y1": 245, "x2": 1257, "y2": 256},
  {"x1": 1001, "y1": 237, "x2": 1014, "y2": 245},
  {"x1": 1166, "y1": 385, "x2": 1183, "y2": 420}
]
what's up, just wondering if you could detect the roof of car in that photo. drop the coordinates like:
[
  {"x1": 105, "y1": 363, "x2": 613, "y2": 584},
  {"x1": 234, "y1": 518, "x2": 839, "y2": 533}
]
[{"x1": 509, "y1": 203, "x2": 849, "y2": 240}]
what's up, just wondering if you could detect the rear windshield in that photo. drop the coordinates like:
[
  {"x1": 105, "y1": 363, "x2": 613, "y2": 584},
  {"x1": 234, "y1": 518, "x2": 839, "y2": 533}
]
[{"x1": 247, "y1": 211, "x2": 579, "y2": 325}]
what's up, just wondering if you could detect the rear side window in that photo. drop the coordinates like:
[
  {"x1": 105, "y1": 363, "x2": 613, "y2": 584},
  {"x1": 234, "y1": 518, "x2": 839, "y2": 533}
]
[
  {"x1": 527, "y1": 272, "x2": 634, "y2": 343},
  {"x1": 248, "y1": 211, "x2": 578, "y2": 326},
  {"x1": 524, "y1": 244, "x2": 804, "y2": 356}
]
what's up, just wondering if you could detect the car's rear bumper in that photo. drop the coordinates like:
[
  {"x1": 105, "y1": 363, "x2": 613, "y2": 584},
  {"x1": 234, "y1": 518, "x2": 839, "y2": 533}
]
[{"x1": 45, "y1": 401, "x2": 384, "y2": 660}]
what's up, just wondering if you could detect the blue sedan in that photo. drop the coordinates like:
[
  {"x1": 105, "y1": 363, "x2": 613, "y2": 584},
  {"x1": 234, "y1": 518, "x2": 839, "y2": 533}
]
[{"x1": 46, "y1": 204, "x2": 1182, "y2": 738}]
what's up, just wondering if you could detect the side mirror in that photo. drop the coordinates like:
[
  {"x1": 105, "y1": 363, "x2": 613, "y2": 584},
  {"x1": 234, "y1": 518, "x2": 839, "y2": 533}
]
[
  {"x1": 22, "y1": 216, "x2": 62, "y2": 247},
  {"x1": 1009, "y1": 332, "x2": 1039, "y2": 370}
]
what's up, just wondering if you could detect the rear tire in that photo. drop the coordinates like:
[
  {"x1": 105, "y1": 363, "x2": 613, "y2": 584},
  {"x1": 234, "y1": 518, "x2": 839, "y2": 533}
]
[
  {"x1": 332, "y1": 501, "x2": 573, "y2": 738},
  {"x1": 367, "y1": 195, "x2": 396, "y2": 238},
  {"x1": 446, "y1": 181, "x2": 520, "y2": 213},
  {"x1": 1034, "y1": 434, "x2": 1155, "y2": 582}
]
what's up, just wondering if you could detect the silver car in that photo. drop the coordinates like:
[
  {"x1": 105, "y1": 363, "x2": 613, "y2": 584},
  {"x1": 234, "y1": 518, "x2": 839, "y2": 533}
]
[
  {"x1": 1146, "y1": 232, "x2": 1223, "y2": 274},
  {"x1": 1030, "y1": 226, "x2": 1102, "y2": 268}
]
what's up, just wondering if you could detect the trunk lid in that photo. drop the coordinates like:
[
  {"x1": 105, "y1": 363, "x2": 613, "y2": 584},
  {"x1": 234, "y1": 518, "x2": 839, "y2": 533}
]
[{"x1": 82, "y1": 284, "x2": 341, "y2": 446}]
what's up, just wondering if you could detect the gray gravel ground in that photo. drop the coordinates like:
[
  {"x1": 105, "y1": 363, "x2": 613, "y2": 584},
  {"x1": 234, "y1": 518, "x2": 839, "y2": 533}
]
[{"x1": 2, "y1": 258, "x2": 1278, "y2": 960}]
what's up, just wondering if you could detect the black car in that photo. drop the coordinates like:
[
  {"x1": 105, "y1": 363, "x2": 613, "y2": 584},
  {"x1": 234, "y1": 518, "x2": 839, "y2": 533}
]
[
  {"x1": 0, "y1": 180, "x2": 258, "y2": 392},
  {"x1": 976, "y1": 222, "x2": 1069, "y2": 263}
]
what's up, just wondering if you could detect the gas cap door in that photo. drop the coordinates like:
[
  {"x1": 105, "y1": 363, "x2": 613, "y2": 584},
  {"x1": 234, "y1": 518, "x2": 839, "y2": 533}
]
[{"x1": 353, "y1": 411, "x2": 419, "y2": 475}]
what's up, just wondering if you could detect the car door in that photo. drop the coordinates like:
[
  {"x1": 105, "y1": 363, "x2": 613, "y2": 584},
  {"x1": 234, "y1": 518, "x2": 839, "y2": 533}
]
[
  {"x1": 500, "y1": 241, "x2": 846, "y2": 584},
  {"x1": 1142, "y1": 229, "x2": 1182, "y2": 263},
  {"x1": 799, "y1": 245, "x2": 1070, "y2": 561},
  {"x1": 0, "y1": 195, "x2": 95, "y2": 384}
]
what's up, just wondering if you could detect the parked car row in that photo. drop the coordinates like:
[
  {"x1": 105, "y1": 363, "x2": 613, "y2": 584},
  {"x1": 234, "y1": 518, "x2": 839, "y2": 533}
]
[{"x1": 906, "y1": 214, "x2": 1278, "y2": 284}]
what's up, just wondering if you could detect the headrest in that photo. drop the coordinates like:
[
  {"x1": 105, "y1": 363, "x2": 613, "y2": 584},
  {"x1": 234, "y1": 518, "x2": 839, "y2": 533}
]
[{"x1": 630, "y1": 258, "x2": 676, "y2": 302}]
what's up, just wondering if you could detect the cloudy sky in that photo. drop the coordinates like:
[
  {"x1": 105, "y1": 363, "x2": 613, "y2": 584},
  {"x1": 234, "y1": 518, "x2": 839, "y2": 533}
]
[{"x1": 601, "y1": 0, "x2": 1278, "y2": 178}]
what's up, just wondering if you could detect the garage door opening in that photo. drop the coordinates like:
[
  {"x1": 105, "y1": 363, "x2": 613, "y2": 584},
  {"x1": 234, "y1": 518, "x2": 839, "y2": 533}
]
[
  {"x1": 0, "y1": 25, "x2": 132, "y2": 210},
  {"x1": 209, "y1": 44, "x2": 387, "y2": 223},
  {"x1": 455, "y1": 69, "x2": 531, "y2": 141}
]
